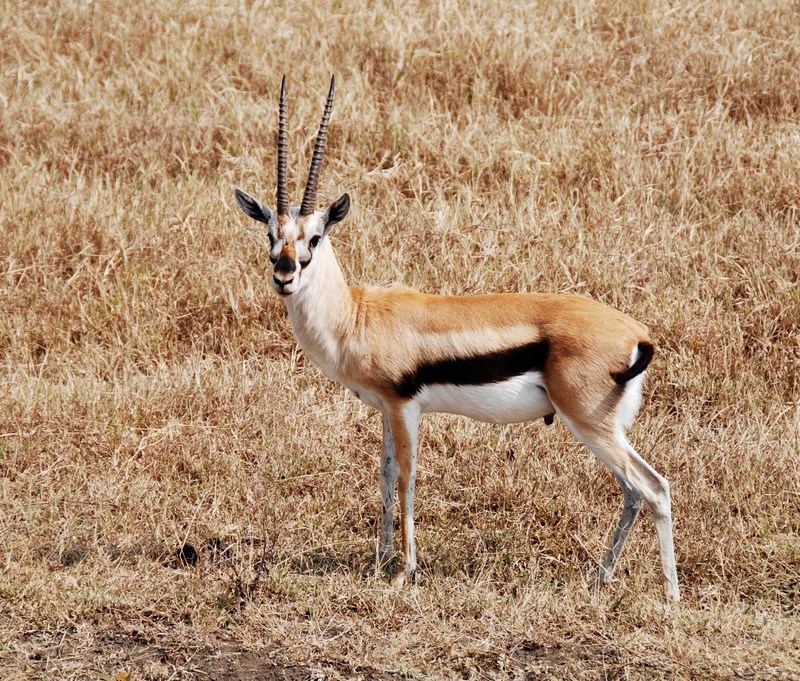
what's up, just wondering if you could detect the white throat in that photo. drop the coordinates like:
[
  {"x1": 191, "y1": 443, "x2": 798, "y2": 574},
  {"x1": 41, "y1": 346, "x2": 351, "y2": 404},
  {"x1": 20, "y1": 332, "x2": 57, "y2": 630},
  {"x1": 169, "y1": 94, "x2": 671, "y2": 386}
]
[{"x1": 282, "y1": 239, "x2": 357, "y2": 382}]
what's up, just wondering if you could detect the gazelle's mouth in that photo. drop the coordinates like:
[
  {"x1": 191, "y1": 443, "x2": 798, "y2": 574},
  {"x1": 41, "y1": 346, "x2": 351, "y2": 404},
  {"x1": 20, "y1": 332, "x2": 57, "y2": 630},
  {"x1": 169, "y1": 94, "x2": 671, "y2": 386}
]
[{"x1": 272, "y1": 276, "x2": 295, "y2": 296}]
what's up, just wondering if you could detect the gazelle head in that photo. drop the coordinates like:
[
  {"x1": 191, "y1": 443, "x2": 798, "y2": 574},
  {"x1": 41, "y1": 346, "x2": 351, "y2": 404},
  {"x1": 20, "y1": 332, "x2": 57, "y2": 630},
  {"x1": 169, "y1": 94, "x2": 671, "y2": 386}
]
[{"x1": 235, "y1": 75, "x2": 350, "y2": 296}]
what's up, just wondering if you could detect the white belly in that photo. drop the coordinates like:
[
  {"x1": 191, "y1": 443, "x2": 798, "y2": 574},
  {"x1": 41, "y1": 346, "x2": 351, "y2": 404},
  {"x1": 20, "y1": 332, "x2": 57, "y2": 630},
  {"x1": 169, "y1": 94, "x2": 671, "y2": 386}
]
[{"x1": 414, "y1": 371, "x2": 554, "y2": 424}]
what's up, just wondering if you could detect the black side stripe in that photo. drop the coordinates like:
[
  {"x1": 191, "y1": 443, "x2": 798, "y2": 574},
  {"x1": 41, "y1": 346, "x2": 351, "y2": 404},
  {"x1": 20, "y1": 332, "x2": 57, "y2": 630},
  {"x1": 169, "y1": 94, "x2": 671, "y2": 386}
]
[{"x1": 395, "y1": 340, "x2": 550, "y2": 398}]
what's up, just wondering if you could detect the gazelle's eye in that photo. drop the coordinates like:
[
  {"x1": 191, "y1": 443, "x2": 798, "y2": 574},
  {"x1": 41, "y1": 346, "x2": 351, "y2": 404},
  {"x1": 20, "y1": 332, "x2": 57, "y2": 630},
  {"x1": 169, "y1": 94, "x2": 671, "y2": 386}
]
[{"x1": 309, "y1": 235, "x2": 321, "y2": 248}]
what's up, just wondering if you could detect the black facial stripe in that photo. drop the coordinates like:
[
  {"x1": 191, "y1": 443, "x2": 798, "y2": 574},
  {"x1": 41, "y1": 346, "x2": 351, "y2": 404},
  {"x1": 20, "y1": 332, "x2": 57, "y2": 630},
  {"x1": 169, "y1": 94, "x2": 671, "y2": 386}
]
[
  {"x1": 299, "y1": 238, "x2": 319, "y2": 267},
  {"x1": 395, "y1": 339, "x2": 550, "y2": 398}
]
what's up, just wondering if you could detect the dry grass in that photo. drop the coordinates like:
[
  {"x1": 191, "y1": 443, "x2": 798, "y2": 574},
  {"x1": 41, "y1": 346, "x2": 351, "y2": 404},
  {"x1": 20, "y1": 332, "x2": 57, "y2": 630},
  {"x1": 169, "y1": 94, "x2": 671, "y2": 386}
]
[{"x1": 1, "y1": 0, "x2": 799, "y2": 678}]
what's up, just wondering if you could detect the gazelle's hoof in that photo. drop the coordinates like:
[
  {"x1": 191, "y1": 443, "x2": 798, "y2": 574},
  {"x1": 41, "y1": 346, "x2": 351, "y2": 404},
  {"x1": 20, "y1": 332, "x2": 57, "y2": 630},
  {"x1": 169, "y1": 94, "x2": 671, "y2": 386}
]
[
  {"x1": 593, "y1": 566, "x2": 614, "y2": 593},
  {"x1": 662, "y1": 574, "x2": 680, "y2": 602},
  {"x1": 391, "y1": 566, "x2": 417, "y2": 587}
]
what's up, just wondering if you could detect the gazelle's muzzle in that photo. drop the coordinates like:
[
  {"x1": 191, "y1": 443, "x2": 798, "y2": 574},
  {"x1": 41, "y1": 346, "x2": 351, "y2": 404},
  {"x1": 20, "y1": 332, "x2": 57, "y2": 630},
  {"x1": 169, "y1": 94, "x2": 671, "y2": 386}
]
[{"x1": 272, "y1": 253, "x2": 297, "y2": 295}]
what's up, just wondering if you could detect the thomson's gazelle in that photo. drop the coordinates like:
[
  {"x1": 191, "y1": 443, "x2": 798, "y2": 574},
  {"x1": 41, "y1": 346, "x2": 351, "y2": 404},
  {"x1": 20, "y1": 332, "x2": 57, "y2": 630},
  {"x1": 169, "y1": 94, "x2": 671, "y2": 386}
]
[{"x1": 235, "y1": 76, "x2": 680, "y2": 601}]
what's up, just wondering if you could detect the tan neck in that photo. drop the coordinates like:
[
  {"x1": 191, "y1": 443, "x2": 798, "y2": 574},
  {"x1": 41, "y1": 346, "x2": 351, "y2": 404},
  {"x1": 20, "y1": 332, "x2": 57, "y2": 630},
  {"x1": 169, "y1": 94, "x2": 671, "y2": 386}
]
[{"x1": 283, "y1": 239, "x2": 361, "y2": 381}]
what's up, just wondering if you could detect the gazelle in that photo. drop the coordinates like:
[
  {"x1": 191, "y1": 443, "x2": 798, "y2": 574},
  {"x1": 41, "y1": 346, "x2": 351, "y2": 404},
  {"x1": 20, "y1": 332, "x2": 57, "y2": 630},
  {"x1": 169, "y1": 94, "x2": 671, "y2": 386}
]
[{"x1": 235, "y1": 75, "x2": 680, "y2": 601}]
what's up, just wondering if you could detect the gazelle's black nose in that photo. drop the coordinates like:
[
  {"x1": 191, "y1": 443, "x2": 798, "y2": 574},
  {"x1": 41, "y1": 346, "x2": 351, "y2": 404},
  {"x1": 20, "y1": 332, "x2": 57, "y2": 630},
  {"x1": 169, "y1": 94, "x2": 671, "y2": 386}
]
[{"x1": 274, "y1": 255, "x2": 296, "y2": 277}]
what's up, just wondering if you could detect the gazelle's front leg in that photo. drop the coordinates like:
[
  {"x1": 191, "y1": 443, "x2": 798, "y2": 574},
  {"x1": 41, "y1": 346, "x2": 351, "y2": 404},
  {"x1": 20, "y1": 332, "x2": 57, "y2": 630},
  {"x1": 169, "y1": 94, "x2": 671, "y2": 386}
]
[
  {"x1": 386, "y1": 402, "x2": 420, "y2": 587},
  {"x1": 379, "y1": 413, "x2": 398, "y2": 567}
]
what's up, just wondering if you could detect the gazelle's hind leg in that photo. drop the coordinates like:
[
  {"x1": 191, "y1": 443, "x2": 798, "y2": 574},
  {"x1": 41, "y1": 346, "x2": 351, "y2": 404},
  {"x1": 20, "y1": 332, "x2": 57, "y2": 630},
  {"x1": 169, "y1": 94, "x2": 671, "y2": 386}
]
[
  {"x1": 596, "y1": 474, "x2": 643, "y2": 588},
  {"x1": 620, "y1": 438, "x2": 679, "y2": 601},
  {"x1": 547, "y1": 359, "x2": 679, "y2": 601},
  {"x1": 581, "y1": 431, "x2": 679, "y2": 601}
]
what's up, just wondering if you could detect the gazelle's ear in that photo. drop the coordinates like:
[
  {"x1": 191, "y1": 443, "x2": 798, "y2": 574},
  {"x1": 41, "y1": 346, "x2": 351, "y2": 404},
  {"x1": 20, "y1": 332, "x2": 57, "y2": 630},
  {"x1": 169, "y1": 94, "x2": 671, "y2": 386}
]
[
  {"x1": 323, "y1": 193, "x2": 350, "y2": 235},
  {"x1": 235, "y1": 188, "x2": 273, "y2": 225}
]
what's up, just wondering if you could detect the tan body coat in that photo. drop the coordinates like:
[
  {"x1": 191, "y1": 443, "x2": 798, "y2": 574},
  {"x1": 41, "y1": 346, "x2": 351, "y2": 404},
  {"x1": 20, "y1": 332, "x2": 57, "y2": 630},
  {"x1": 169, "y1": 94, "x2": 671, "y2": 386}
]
[{"x1": 277, "y1": 238, "x2": 677, "y2": 599}]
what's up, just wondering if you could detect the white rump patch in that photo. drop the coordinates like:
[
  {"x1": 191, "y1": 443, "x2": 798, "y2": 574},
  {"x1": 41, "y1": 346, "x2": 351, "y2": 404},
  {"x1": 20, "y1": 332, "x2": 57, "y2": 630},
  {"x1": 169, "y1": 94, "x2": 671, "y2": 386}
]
[
  {"x1": 415, "y1": 371, "x2": 554, "y2": 424},
  {"x1": 617, "y1": 345, "x2": 646, "y2": 431}
]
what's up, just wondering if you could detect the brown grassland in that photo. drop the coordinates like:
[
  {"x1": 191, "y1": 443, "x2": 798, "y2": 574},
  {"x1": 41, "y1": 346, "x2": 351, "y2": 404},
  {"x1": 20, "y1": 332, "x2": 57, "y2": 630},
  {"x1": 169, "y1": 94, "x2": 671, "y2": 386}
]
[{"x1": 1, "y1": 0, "x2": 799, "y2": 678}]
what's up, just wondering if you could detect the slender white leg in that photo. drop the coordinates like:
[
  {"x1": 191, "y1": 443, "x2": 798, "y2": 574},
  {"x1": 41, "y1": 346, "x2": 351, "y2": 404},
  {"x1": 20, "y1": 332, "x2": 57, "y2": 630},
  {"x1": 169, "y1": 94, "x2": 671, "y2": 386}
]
[
  {"x1": 379, "y1": 413, "x2": 398, "y2": 567},
  {"x1": 624, "y1": 444, "x2": 680, "y2": 601},
  {"x1": 615, "y1": 440, "x2": 680, "y2": 601},
  {"x1": 387, "y1": 402, "x2": 420, "y2": 587}
]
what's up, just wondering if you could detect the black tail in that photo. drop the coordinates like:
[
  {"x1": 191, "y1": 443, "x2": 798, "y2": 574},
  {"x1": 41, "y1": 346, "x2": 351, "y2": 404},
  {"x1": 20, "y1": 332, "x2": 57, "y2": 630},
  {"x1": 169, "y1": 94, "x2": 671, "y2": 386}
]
[{"x1": 611, "y1": 341, "x2": 654, "y2": 385}]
